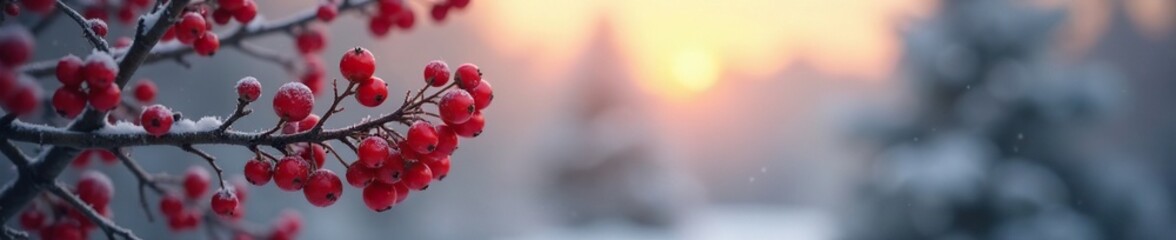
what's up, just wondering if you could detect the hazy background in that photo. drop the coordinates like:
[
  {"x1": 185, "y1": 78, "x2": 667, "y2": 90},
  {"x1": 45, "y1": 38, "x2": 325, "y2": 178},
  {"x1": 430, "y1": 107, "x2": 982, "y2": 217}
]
[{"x1": 5, "y1": 0, "x2": 1176, "y2": 239}]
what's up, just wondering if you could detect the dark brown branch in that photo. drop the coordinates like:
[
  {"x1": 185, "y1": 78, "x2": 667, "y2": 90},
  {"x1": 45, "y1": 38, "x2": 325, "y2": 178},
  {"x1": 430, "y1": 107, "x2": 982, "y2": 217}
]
[
  {"x1": 44, "y1": 181, "x2": 141, "y2": 240},
  {"x1": 311, "y1": 80, "x2": 358, "y2": 133},
  {"x1": 0, "y1": 139, "x2": 32, "y2": 174},
  {"x1": 217, "y1": 99, "x2": 253, "y2": 132},
  {"x1": 55, "y1": 0, "x2": 110, "y2": 52},
  {"x1": 181, "y1": 145, "x2": 225, "y2": 188},
  {"x1": 234, "y1": 42, "x2": 297, "y2": 72},
  {"x1": 111, "y1": 148, "x2": 165, "y2": 222}
]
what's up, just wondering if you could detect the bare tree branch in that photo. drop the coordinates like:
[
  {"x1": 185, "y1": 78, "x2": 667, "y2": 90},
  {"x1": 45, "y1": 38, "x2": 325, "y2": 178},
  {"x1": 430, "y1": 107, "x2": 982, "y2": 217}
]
[
  {"x1": 44, "y1": 181, "x2": 141, "y2": 240},
  {"x1": 55, "y1": 0, "x2": 110, "y2": 52},
  {"x1": 234, "y1": 42, "x2": 298, "y2": 72}
]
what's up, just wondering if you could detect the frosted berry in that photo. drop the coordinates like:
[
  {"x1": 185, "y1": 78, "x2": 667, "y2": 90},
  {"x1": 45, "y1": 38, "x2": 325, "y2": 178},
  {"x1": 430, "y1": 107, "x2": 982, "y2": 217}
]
[
  {"x1": 303, "y1": 169, "x2": 343, "y2": 207},
  {"x1": 406, "y1": 121, "x2": 439, "y2": 154},
  {"x1": 56, "y1": 55, "x2": 84, "y2": 87},
  {"x1": 184, "y1": 166, "x2": 211, "y2": 199},
  {"x1": 273, "y1": 82, "x2": 315, "y2": 122},
  {"x1": 433, "y1": 124, "x2": 459, "y2": 155},
  {"x1": 452, "y1": 111, "x2": 485, "y2": 137},
  {"x1": 194, "y1": 32, "x2": 220, "y2": 56},
  {"x1": 355, "y1": 76, "x2": 388, "y2": 107},
  {"x1": 282, "y1": 113, "x2": 320, "y2": 134},
  {"x1": 424, "y1": 155, "x2": 450, "y2": 180},
  {"x1": 0, "y1": 25, "x2": 33, "y2": 66},
  {"x1": 402, "y1": 162, "x2": 433, "y2": 190},
  {"x1": 346, "y1": 163, "x2": 375, "y2": 188},
  {"x1": 88, "y1": 19, "x2": 108, "y2": 37},
  {"x1": 375, "y1": 151, "x2": 405, "y2": 184},
  {"x1": 357, "y1": 136, "x2": 389, "y2": 168},
  {"x1": 339, "y1": 47, "x2": 376, "y2": 82},
  {"x1": 243, "y1": 159, "x2": 273, "y2": 185},
  {"x1": 76, "y1": 170, "x2": 114, "y2": 208},
  {"x1": 19, "y1": 208, "x2": 44, "y2": 230},
  {"x1": 140, "y1": 105, "x2": 174, "y2": 136},
  {"x1": 439, "y1": 89, "x2": 475, "y2": 124},
  {"x1": 176, "y1": 12, "x2": 207, "y2": 44},
  {"x1": 274, "y1": 156, "x2": 311, "y2": 191},
  {"x1": 133, "y1": 79, "x2": 158, "y2": 103},
  {"x1": 159, "y1": 193, "x2": 184, "y2": 216},
  {"x1": 470, "y1": 79, "x2": 493, "y2": 110},
  {"x1": 423, "y1": 60, "x2": 450, "y2": 87},
  {"x1": 233, "y1": 0, "x2": 257, "y2": 23},
  {"x1": 454, "y1": 63, "x2": 481, "y2": 89},
  {"x1": 362, "y1": 182, "x2": 397, "y2": 212},
  {"x1": 87, "y1": 84, "x2": 121, "y2": 112},
  {"x1": 296, "y1": 28, "x2": 327, "y2": 54},
  {"x1": 52, "y1": 87, "x2": 87, "y2": 119},
  {"x1": 210, "y1": 189, "x2": 240, "y2": 217},
  {"x1": 235, "y1": 76, "x2": 262, "y2": 102},
  {"x1": 316, "y1": 3, "x2": 337, "y2": 22},
  {"x1": 84, "y1": 53, "x2": 118, "y2": 87}
]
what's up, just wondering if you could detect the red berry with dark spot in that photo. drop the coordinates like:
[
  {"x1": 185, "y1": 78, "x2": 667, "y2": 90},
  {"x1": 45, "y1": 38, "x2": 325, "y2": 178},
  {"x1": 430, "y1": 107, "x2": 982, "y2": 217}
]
[
  {"x1": 274, "y1": 156, "x2": 311, "y2": 191},
  {"x1": 296, "y1": 27, "x2": 327, "y2": 54},
  {"x1": 56, "y1": 55, "x2": 84, "y2": 87},
  {"x1": 84, "y1": 53, "x2": 118, "y2": 87},
  {"x1": 362, "y1": 182, "x2": 397, "y2": 212},
  {"x1": 19, "y1": 208, "x2": 44, "y2": 230},
  {"x1": 452, "y1": 111, "x2": 485, "y2": 138},
  {"x1": 339, "y1": 47, "x2": 376, "y2": 82},
  {"x1": 303, "y1": 169, "x2": 343, "y2": 207},
  {"x1": 76, "y1": 170, "x2": 113, "y2": 208},
  {"x1": 423, "y1": 60, "x2": 450, "y2": 87},
  {"x1": 210, "y1": 189, "x2": 240, "y2": 217},
  {"x1": 87, "y1": 83, "x2": 121, "y2": 112},
  {"x1": 176, "y1": 12, "x2": 207, "y2": 44},
  {"x1": 244, "y1": 159, "x2": 273, "y2": 186},
  {"x1": 439, "y1": 89, "x2": 475, "y2": 124},
  {"x1": 424, "y1": 155, "x2": 451, "y2": 180},
  {"x1": 273, "y1": 82, "x2": 315, "y2": 122},
  {"x1": 357, "y1": 136, "x2": 389, "y2": 168},
  {"x1": 52, "y1": 87, "x2": 87, "y2": 119},
  {"x1": 376, "y1": 151, "x2": 404, "y2": 184},
  {"x1": 346, "y1": 163, "x2": 375, "y2": 188},
  {"x1": 433, "y1": 124, "x2": 459, "y2": 155},
  {"x1": 134, "y1": 79, "x2": 158, "y2": 103},
  {"x1": 455, "y1": 63, "x2": 481, "y2": 89},
  {"x1": 406, "y1": 121, "x2": 438, "y2": 154},
  {"x1": 194, "y1": 31, "x2": 220, "y2": 56},
  {"x1": 402, "y1": 162, "x2": 433, "y2": 190},
  {"x1": 236, "y1": 76, "x2": 262, "y2": 102},
  {"x1": 470, "y1": 79, "x2": 493, "y2": 110},
  {"x1": 233, "y1": 0, "x2": 257, "y2": 23},
  {"x1": 355, "y1": 76, "x2": 388, "y2": 107},
  {"x1": 0, "y1": 25, "x2": 33, "y2": 66},
  {"x1": 140, "y1": 104, "x2": 174, "y2": 136},
  {"x1": 184, "y1": 166, "x2": 211, "y2": 199},
  {"x1": 88, "y1": 19, "x2": 107, "y2": 37}
]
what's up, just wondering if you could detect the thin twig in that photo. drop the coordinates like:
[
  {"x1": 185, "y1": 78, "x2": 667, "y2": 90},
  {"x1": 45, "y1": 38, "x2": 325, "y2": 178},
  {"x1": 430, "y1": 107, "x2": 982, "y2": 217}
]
[
  {"x1": 111, "y1": 148, "x2": 165, "y2": 222},
  {"x1": 181, "y1": 145, "x2": 225, "y2": 188},
  {"x1": 234, "y1": 42, "x2": 298, "y2": 72},
  {"x1": 319, "y1": 143, "x2": 348, "y2": 167},
  {"x1": 55, "y1": 0, "x2": 111, "y2": 52},
  {"x1": 261, "y1": 120, "x2": 286, "y2": 136},
  {"x1": 217, "y1": 99, "x2": 253, "y2": 132},
  {"x1": 44, "y1": 181, "x2": 141, "y2": 240},
  {"x1": 311, "y1": 80, "x2": 358, "y2": 133}
]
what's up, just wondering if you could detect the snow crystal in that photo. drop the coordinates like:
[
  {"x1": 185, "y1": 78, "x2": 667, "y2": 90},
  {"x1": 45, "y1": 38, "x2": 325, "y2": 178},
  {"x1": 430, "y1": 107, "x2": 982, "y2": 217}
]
[
  {"x1": 277, "y1": 82, "x2": 314, "y2": 102},
  {"x1": 99, "y1": 121, "x2": 147, "y2": 135},
  {"x1": 171, "y1": 117, "x2": 225, "y2": 133},
  {"x1": 237, "y1": 76, "x2": 259, "y2": 86},
  {"x1": 140, "y1": 10, "x2": 162, "y2": 31},
  {"x1": 86, "y1": 50, "x2": 119, "y2": 71}
]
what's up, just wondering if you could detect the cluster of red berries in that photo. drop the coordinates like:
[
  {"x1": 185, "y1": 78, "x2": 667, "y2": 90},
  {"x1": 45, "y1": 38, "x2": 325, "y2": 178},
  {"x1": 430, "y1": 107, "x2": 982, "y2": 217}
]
[
  {"x1": 296, "y1": 28, "x2": 330, "y2": 96},
  {"x1": 70, "y1": 149, "x2": 120, "y2": 168},
  {"x1": 45, "y1": 52, "x2": 123, "y2": 119},
  {"x1": 160, "y1": 10, "x2": 222, "y2": 56},
  {"x1": 18, "y1": 170, "x2": 115, "y2": 240},
  {"x1": 428, "y1": 0, "x2": 471, "y2": 22},
  {"x1": 0, "y1": 25, "x2": 40, "y2": 116}
]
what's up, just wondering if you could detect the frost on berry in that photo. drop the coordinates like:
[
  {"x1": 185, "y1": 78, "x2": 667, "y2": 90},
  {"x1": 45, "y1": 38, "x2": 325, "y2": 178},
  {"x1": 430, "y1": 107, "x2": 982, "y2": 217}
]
[
  {"x1": 303, "y1": 169, "x2": 343, "y2": 207},
  {"x1": 423, "y1": 60, "x2": 450, "y2": 87},
  {"x1": 211, "y1": 189, "x2": 241, "y2": 217},
  {"x1": 0, "y1": 25, "x2": 34, "y2": 66},
  {"x1": 141, "y1": 104, "x2": 175, "y2": 136},
  {"x1": 87, "y1": 18, "x2": 108, "y2": 37},
  {"x1": 84, "y1": 52, "x2": 119, "y2": 87},
  {"x1": 183, "y1": 166, "x2": 211, "y2": 199},
  {"x1": 439, "y1": 89, "x2": 475, "y2": 124},
  {"x1": 236, "y1": 76, "x2": 262, "y2": 102},
  {"x1": 77, "y1": 170, "x2": 114, "y2": 208},
  {"x1": 357, "y1": 136, "x2": 390, "y2": 168},
  {"x1": 454, "y1": 63, "x2": 482, "y2": 89},
  {"x1": 56, "y1": 54, "x2": 85, "y2": 87},
  {"x1": 274, "y1": 156, "x2": 311, "y2": 191},
  {"x1": 273, "y1": 82, "x2": 315, "y2": 122}
]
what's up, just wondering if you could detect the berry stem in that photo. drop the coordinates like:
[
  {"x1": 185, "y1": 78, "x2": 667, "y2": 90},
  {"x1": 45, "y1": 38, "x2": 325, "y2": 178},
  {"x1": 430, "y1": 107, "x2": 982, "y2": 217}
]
[
  {"x1": 54, "y1": 0, "x2": 111, "y2": 52},
  {"x1": 310, "y1": 80, "x2": 358, "y2": 133},
  {"x1": 319, "y1": 142, "x2": 349, "y2": 168},
  {"x1": 217, "y1": 98, "x2": 253, "y2": 132},
  {"x1": 261, "y1": 120, "x2": 287, "y2": 136},
  {"x1": 43, "y1": 181, "x2": 141, "y2": 240},
  {"x1": 110, "y1": 148, "x2": 166, "y2": 222},
  {"x1": 181, "y1": 145, "x2": 226, "y2": 189}
]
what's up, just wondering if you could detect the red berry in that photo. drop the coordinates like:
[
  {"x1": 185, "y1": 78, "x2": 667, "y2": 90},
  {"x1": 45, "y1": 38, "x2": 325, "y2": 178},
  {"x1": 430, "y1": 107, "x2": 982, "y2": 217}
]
[
  {"x1": 438, "y1": 89, "x2": 475, "y2": 124},
  {"x1": 235, "y1": 76, "x2": 262, "y2": 102},
  {"x1": 231, "y1": 176, "x2": 250, "y2": 202},
  {"x1": 433, "y1": 124, "x2": 459, "y2": 155},
  {"x1": 402, "y1": 162, "x2": 432, "y2": 190},
  {"x1": 76, "y1": 170, "x2": 114, "y2": 208},
  {"x1": 470, "y1": 79, "x2": 493, "y2": 110},
  {"x1": 275, "y1": 210, "x2": 302, "y2": 235},
  {"x1": 56, "y1": 55, "x2": 85, "y2": 87},
  {"x1": 219, "y1": 0, "x2": 246, "y2": 11},
  {"x1": 243, "y1": 159, "x2": 273, "y2": 185},
  {"x1": 455, "y1": 63, "x2": 481, "y2": 89},
  {"x1": 82, "y1": 5, "x2": 105, "y2": 20},
  {"x1": 162, "y1": 27, "x2": 176, "y2": 41},
  {"x1": 282, "y1": 113, "x2": 320, "y2": 134},
  {"x1": 21, "y1": 0, "x2": 53, "y2": 14},
  {"x1": 339, "y1": 47, "x2": 376, "y2": 82},
  {"x1": 377, "y1": 0, "x2": 403, "y2": 14},
  {"x1": 0, "y1": 25, "x2": 33, "y2": 66},
  {"x1": 295, "y1": 143, "x2": 326, "y2": 168},
  {"x1": 88, "y1": 19, "x2": 108, "y2": 37},
  {"x1": 424, "y1": 155, "x2": 450, "y2": 180},
  {"x1": 355, "y1": 76, "x2": 388, "y2": 107},
  {"x1": 451, "y1": 0, "x2": 470, "y2": 8},
  {"x1": 295, "y1": 28, "x2": 327, "y2": 54},
  {"x1": 375, "y1": 151, "x2": 404, "y2": 185},
  {"x1": 346, "y1": 163, "x2": 375, "y2": 188},
  {"x1": 396, "y1": 140, "x2": 420, "y2": 161},
  {"x1": 423, "y1": 60, "x2": 450, "y2": 87},
  {"x1": 233, "y1": 0, "x2": 257, "y2": 23},
  {"x1": 394, "y1": 8, "x2": 415, "y2": 29},
  {"x1": 52, "y1": 87, "x2": 87, "y2": 119},
  {"x1": 362, "y1": 182, "x2": 397, "y2": 212},
  {"x1": 273, "y1": 156, "x2": 311, "y2": 191},
  {"x1": 406, "y1": 121, "x2": 438, "y2": 154},
  {"x1": 452, "y1": 111, "x2": 485, "y2": 137},
  {"x1": 184, "y1": 166, "x2": 211, "y2": 199},
  {"x1": 210, "y1": 189, "x2": 240, "y2": 217},
  {"x1": 194, "y1": 31, "x2": 220, "y2": 56},
  {"x1": 87, "y1": 83, "x2": 121, "y2": 112},
  {"x1": 96, "y1": 149, "x2": 117, "y2": 164},
  {"x1": 430, "y1": 3, "x2": 450, "y2": 22},
  {"x1": 133, "y1": 79, "x2": 158, "y2": 103},
  {"x1": 273, "y1": 82, "x2": 315, "y2": 122},
  {"x1": 159, "y1": 193, "x2": 184, "y2": 216},
  {"x1": 393, "y1": 182, "x2": 409, "y2": 203},
  {"x1": 19, "y1": 208, "x2": 44, "y2": 230},
  {"x1": 84, "y1": 53, "x2": 118, "y2": 87},
  {"x1": 141, "y1": 105, "x2": 174, "y2": 136},
  {"x1": 176, "y1": 12, "x2": 207, "y2": 44},
  {"x1": 2, "y1": 80, "x2": 39, "y2": 116},
  {"x1": 301, "y1": 70, "x2": 325, "y2": 96},
  {"x1": 212, "y1": 8, "x2": 232, "y2": 25},
  {"x1": 303, "y1": 169, "x2": 343, "y2": 207},
  {"x1": 71, "y1": 150, "x2": 92, "y2": 168},
  {"x1": 357, "y1": 136, "x2": 389, "y2": 168},
  {"x1": 368, "y1": 14, "x2": 394, "y2": 37},
  {"x1": 316, "y1": 3, "x2": 337, "y2": 22}
]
